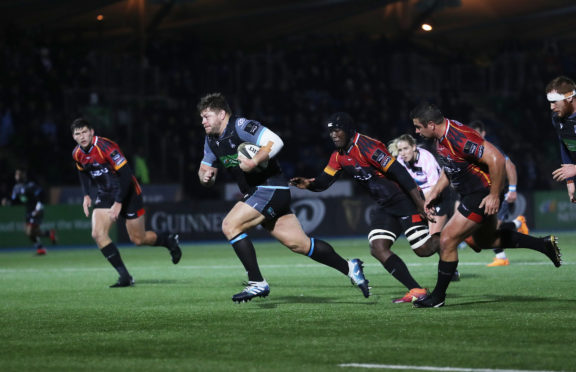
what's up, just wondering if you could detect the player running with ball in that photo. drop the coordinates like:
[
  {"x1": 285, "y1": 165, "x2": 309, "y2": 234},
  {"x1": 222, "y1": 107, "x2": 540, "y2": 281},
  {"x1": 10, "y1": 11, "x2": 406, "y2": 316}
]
[{"x1": 197, "y1": 93, "x2": 370, "y2": 302}]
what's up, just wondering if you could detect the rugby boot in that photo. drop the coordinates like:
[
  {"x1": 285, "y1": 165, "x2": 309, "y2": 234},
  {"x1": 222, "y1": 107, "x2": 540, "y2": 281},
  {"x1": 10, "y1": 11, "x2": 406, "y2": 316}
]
[
  {"x1": 166, "y1": 233, "x2": 182, "y2": 264},
  {"x1": 110, "y1": 275, "x2": 134, "y2": 288},
  {"x1": 413, "y1": 293, "x2": 445, "y2": 308},
  {"x1": 393, "y1": 288, "x2": 427, "y2": 303},
  {"x1": 542, "y1": 235, "x2": 561, "y2": 267},
  {"x1": 232, "y1": 280, "x2": 270, "y2": 303},
  {"x1": 487, "y1": 257, "x2": 510, "y2": 267},
  {"x1": 348, "y1": 259, "x2": 371, "y2": 298}
]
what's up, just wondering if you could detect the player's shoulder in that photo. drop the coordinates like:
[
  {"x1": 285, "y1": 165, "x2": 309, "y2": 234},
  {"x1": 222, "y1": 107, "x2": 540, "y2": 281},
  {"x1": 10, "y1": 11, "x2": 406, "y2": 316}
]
[
  {"x1": 94, "y1": 136, "x2": 122, "y2": 156},
  {"x1": 96, "y1": 136, "x2": 119, "y2": 148},
  {"x1": 234, "y1": 116, "x2": 264, "y2": 135},
  {"x1": 355, "y1": 133, "x2": 387, "y2": 154},
  {"x1": 72, "y1": 145, "x2": 79, "y2": 156}
]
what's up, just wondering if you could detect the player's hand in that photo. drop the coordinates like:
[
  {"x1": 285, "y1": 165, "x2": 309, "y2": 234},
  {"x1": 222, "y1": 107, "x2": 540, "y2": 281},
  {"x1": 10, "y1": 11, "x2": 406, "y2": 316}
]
[
  {"x1": 567, "y1": 182, "x2": 576, "y2": 203},
  {"x1": 82, "y1": 195, "x2": 92, "y2": 217},
  {"x1": 505, "y1": 190, "x2": 517, "y2": 203},
  {"x1": 108, "y1": 202, "x2": 122, "y2": 222},
  {"x1": 479, "y1": 193, "x2": 500, "y2": 215},
  {"x1": 201, "y1": 169, "x2": 215, "y2": 184},
  {"x1": 552, "y1": 164, "x2": 576, "y2": 182},
  {"x1": 422, "y1": 200, "x2": 437, "y2": 223},
  {"x1": 289, "y1": 177, "x2": 313, "y2": 189},
  {"x1": 238, "y1": 157, "x2": 257, "y2": 172}
]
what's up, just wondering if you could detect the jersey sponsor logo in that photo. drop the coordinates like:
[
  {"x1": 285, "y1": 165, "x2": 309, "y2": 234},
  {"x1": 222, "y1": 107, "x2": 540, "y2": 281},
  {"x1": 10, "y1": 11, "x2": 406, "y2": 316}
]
[
  {"x1": 90, "y1": 167, "x2": 109, "y2": 177},
  {"x1": 562, "y1": 138, "x2": 576, "y2": 152},
  {"x1": 352, "y1": 166, "x2": 373, "y2": 182},
  {"x1": 244, "y1": 122, "x2": 260, "y2": 135},
  {"x1": 110, "y1": 150, "x2": 125, "y2": 166},
  {"x1": 219, "y1": 154, "x2": 240, "y2": 168},
  {"x1": 371, "y1": 149, "x2": 392, "y2": 168},
  {"x1": 463, "y1": 141, "x2": 478, "y2": 155}
]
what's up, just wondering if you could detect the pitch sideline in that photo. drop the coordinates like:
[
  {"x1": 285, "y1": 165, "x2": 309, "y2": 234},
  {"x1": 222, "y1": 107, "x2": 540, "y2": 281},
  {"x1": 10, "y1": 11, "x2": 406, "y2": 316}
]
[{"x1": 338, "y1": 363, "x2": 562, "y2": 372}]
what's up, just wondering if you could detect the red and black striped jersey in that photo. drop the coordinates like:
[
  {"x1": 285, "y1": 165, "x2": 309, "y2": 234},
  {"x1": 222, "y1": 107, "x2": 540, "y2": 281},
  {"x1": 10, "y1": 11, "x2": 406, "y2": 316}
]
[
  {"x1": 72, "y1": 136, "x2": 141, "y2": 199},
  {"x1": 435, "y1": 119, "x2": 490, "y2": 195},
  {"x1": 324, "y1": 133, "x2": 412, "y2": 207}
]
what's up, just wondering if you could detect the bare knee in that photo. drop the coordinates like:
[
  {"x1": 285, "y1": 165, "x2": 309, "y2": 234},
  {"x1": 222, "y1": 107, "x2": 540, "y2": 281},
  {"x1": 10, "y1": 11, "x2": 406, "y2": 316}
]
[
  {"x1": 283, "y1": 239, "x2": 309, "y2": 255},
  {"x1": 221, "y1": 218, "x2": 241, "y2": 240},
  {"x1": 130, "y1": 235, "x2": 145, "y2": 246},
  {"x1": 91, "y1": 230, "x2": 110, "y2": 246},
  {"x1": 369, "y1": 240, "x2": 393, "y2": 261},
  {"x1": 413, "y1": 234, "x2": 440, "y2": 257}
]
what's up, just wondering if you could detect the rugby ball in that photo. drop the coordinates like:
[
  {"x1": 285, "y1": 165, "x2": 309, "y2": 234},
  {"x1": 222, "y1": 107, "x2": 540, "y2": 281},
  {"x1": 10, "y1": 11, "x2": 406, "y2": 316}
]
[{"x1": 237, "y1": 142, "x2": 268, "y2": 171}]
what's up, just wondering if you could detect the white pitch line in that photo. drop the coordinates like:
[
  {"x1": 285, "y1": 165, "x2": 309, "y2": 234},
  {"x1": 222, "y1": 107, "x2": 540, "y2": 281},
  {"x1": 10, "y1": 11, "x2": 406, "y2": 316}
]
[
  {"x1": 338, "y1": 363, "x2": 565, "y2": 372},
  {"x1": 0, "y1": 260, "x2": 571, "y2": 274}
]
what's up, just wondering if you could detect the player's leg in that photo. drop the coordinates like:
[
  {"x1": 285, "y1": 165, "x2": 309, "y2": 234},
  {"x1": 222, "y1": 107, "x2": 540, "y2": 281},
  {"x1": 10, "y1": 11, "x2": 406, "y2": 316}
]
[
  {"x1": 26, "y1": 211, "x2": 48, "y2": 254},
  {"x1": 26, "y1": 223, "x2": 46, "y2": 255},
  {"x1": 492, "y1": 228, "x2": 561, "y2": 267},
  {"x1": 124, "y1": 209, "x2": 182, "y2": 264},
  {"x1": 92, "y1": 207, "x2": 133, "y2": 287},
  {"x1": 268, "y1": 213, "x2": 370, "y2": 298},
  {"x1": 222, "y1": 200, "x2": 266, "y2": 280},
  {"x1": 414, "y1": 210, "x2": 480, "y2": 308},
  {"x1": 428, "y1": 189, "x2": 450, "y2": 235},
  {"x1": 367, "y1": 207, "x2": 427, "y2": 302},
  {"x1": 488, "y1": 201, "x2": 512, "y2": 266},
  {"x1": 221, "y1": 198, "x2": 270, "y2": 302}
]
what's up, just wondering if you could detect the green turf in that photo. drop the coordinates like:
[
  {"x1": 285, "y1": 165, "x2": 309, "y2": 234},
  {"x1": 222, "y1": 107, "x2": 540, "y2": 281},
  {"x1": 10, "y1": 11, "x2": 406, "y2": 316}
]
[{"x1": 1, "y1": 233, "x2": 575, "y2": 372}]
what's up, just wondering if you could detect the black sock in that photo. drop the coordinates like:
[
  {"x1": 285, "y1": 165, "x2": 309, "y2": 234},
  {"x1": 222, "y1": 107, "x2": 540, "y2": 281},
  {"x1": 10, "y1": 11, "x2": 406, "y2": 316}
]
[
  {"x1": 431, "y1": 260, "x2": 458, "y2": 299},
  {"x1": 500, "y1": 221, "x2": 516, "y2": 231},
  {"x1": 493, "y1": 248, "x2": 504, "y2": 254},
  {"x1": 307, "y1": 238, "x2": 349, "y2": 275},
  {"x1": 230, "y1": 233, "x2": 264, "y2": 282},
  {"x1": 498, "y1": 230, "x2": 545, "y2": 252},
  {"x1": 154, "y1": 231, "x2": 169, "y2": 247},
  {"x1": 101, "y1": 243, "x2": 130, "y2": 278},
  {"x1": 383, "y1": 254, "x2": 421, "y2": 290}
]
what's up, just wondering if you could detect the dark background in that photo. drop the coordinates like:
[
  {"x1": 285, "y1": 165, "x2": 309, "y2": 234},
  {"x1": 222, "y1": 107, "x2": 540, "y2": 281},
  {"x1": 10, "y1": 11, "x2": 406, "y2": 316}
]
[{"x1": 1, "y1": 0, "x2": 575, "y2": 201}]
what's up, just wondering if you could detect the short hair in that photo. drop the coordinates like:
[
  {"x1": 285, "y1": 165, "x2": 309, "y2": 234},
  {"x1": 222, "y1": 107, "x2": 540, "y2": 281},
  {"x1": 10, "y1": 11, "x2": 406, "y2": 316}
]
[
  {"x1": 197, "y1": 93, "x2": 231, "y2": 115},
  {"x1": 546, "y1": 76, "x2": 575, "y2": 94},
  {"x1": 396, "y1": 133, "x2": 417, "y2": 147},
  {"x1": 469, "y1": 120, "x2": 485, "y2": 132},
  {"x1": 409, "y1": 102, "x2": 444, "y2": 126},
  {"x1": 70, "y1": 118, "x2": 93, "y2": 133}
]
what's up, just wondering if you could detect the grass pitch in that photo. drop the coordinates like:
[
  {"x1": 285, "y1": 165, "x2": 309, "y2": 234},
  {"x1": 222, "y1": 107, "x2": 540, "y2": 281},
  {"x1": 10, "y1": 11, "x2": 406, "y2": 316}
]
[{"x1": 1, "y1": 233, "x2": 575, "y2": 372}]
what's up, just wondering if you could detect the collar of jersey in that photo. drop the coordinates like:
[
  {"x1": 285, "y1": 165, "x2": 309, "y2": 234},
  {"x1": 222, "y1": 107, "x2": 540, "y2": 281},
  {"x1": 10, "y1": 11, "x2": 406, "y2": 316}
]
[
  {"x1": 439, "y1": 118, "x2": 450, "y2": 141},
  {"x1": 344, "y1": 132, "x2": 359, "y2": 154},
  {"x1": 81, "y1": 136, "x2": 98, "y2": 153}
]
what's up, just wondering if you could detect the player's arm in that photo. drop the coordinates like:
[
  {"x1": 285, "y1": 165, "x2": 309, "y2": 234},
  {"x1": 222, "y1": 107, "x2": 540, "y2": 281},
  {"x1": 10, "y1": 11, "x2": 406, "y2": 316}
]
[
  {"x1": 114, "y1": 164, "x2": 133, "y2": 203},
  {"x1": 386, "y1": 160, "x2": 428, "y2": 215},
  {"x1": 479, "y1": 140, "x2": 506, "y2": 215},
  {"x1": 240, "y1": 126, "x2": 284, "y2": 172},
  {"x1": 425, "y1": 170, "x2": 450, "y2": 214},
  {"x1": 75, "y1": 164, "x2": 93, "y2": 217},
  {"x1": 290, "y1": 167, "x2": 339, "y2": 192},
  {"x1": 551, "y1": 141, "x2": 576, "y2": 187},
  {"x1": 504, "y1": 157, "x2": 518, "y2": 203},
  {"x1": 30, "y1": 184, "x2": 45, "y2": 217}
]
